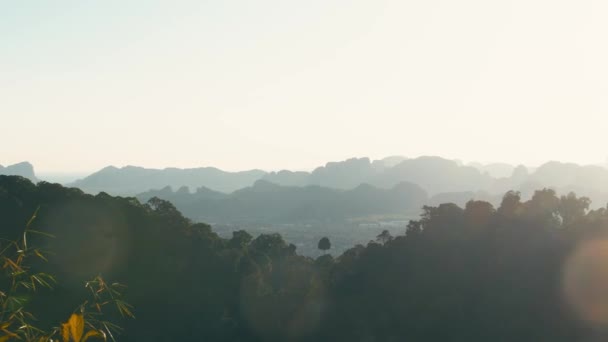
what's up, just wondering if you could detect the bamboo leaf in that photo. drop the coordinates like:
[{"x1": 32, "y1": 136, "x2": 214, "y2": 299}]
[
  {"x1": 4, "y1": 258, "x2": 21, "y2": 272},
  {"x1": 25, "y1": 230, "x2": 55, "y2": 238},
  {"x1": 61, "y1": 322, "x2": 70, "y2": 342},
  {"x1": 33, "y1": 249, "x2": 48, "y2": 262},
  {"x1": 68, "y1": 313, "x2": 84, "y2": 342},
  {"x1": 0, "y1": 329, "x2": 18, "y2": 338},
  {"x1": 115, "y1": 301, "x2": 134, "y2": 318},
  {"x1": 82, "y1": 330, "x2": 105, "y2": 342},
  {"x1": 101, "y1": 323, "x2": 116, "y2": 342},
  {"x1": 25, "y1": 207, "x2": 39, "y2": 229}
]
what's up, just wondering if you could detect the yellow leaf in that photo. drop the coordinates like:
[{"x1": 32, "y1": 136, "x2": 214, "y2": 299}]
[
  {"x1": 67, "y1": 314, "x2": 84, "y2": 342},
  {"x1": 34, "y1": 249, "x2": 48, "y2": 261},
  {"x1": 4, "y1": 259, "x2": 20, "y2": 272},
  {"x1": 1, "y1": 330, "x2": 17, "y2": 339},
  {"x1": 61, "y1": 322, "x2": 70, "y2": 342},
  {"x1": 82, "y1": 330, "x2": 105, "y2": 342},
  {"x1": 0, "y1": 336, "x2": 10, "y2": 342}
]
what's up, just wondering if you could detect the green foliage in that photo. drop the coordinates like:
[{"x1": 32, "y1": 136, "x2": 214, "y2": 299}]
[
  {"x1": 6, "y1": 176, "x2": 608, "y2": 341},
  {"x1": 0, "y1": 208, "x2": 56, "y2": 341},
  {"x1": 0, "y1": 203, "x2": 132, "y2": 341}
]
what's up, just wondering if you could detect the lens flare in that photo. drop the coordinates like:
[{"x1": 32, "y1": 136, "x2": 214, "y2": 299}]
[{"x1": 563, "y1": 239, "x2": 608, "y2": 325}]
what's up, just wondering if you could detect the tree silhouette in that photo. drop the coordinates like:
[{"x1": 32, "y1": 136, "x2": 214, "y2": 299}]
[
  {"x1": 318, "y1": 236, "x2": 331, "y2": 254},
  {"x1": 376, "y1": 229, "x2": 393, "y2": 244},
  {"x1": 229, "y1": 229, "x2": 253, "y2": 248}
]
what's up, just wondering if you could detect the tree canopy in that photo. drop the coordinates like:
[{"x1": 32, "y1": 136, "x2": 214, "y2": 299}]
[
  {"x1": 318, "y1": 237, "x2": 331, "y2": 252},
  {"x1": 2, "y1": 175, "x2": 608, "y2": 341}
]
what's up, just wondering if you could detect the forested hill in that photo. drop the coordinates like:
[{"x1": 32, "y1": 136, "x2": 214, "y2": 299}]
[
  {"x1": 2, "y1": 175, "x2": 608, "y2": 341},
  {"x1": 136, "y1": 180, "x2": 428, "y2": 224}
]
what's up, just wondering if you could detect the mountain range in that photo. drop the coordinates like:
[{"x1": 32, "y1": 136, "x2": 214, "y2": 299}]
[
  {"x1": 137, "y1": 180, "x2": 428, "y2": 224},
  {"x1": 66, "y1": 156, "x2": 504, "y2": 195},
  {"x1": 7, "y1": 157, "x2": 608, "y2": 211},
  {"x1": 68, "y1": 165, "x2": 266, "y2": 194}
]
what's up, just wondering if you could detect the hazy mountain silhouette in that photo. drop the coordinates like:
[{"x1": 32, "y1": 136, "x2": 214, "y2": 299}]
[
  {"x1": 259, "y1": 158, "x2": 608, "y2": 209},
  {"x1": 468, "y1": 162, "x2": 515, "y2": 178},
  {"x1": 374, "y1": 156, "x2": 494, "y2": 193},
  {"x1": 264, "y1": 156, "x2": 494, "y2": 194},
  {"x1": 0, "y1": 162, "x2": 37, "y2": 181},
  {"x1": 309, "y1": 157, "x2": 378, "y2": 189},
  {"x1": 529, "y1": 161, "x2": 608, "y2": 189},
  {"x1": 44, "y1": 157, "x2": 608, "y2": 210},
  {"x1": 68, "y1": 165, "x2": 266, "y2": 195},
  {"x1": 371, "y1": 155, "x2": 409, "y2": 171},
  {"x1": 262, "y1": 157, "x2": 376, "y2": 188},
  {"x1": 137, "y1": 180, "x2": 428, "y2": 224},
  {"x1": 259, "y1": 170, "x2": 310, "y2": 187}
]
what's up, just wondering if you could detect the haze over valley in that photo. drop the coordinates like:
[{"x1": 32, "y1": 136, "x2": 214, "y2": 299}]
[
  {"x1": 5, "y1": 156, "x2": 608, "y2": 256},
  {"x1": 3, "y1": 0, "x2": 608, "y2": 340}
]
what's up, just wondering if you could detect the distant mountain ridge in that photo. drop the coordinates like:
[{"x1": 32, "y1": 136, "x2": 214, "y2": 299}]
[
  {"x1": 0, "y1": 162, "x2": 37, "y2": 181},
  {"x1": 70, "y1": 156, "x2": 491, "y2": 196},
  {"x1": 68, "y1": 165, "x2": 266, "y2": 195},
  {"x1": 263, "y1": 156, "x2": 494, "y2": 194},
  {"x1": 15, "y1": 157, "x2": 608, "y2": 209},
  {"x1": 137, "y1": 180, "x2": 428, "y2": 224}
]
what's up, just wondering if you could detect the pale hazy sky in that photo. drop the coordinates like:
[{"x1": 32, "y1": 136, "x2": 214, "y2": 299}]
[{"x1": 1, "y1": 0, "x2": 607, "y2": 173}]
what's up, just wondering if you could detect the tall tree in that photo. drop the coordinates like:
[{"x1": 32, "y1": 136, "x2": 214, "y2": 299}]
[{"x1": 318, "y1": 237, "x2": 331, "y2": 254}]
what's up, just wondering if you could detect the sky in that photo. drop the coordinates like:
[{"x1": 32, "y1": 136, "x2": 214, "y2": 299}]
[{"x1": 1, "y1": 0, "x2": 607, "y2": 173}]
